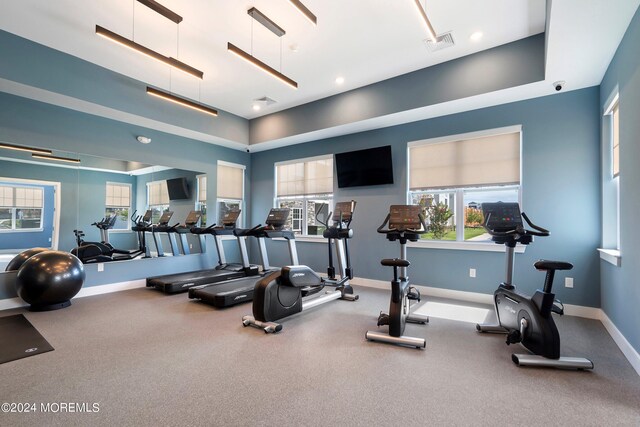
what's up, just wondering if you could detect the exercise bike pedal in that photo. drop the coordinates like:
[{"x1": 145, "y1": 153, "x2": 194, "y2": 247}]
[
  {"x1": 407, "y1": 286, "x2": 421, "y2": 302},
  {"x1": 552, "y1": 299, "x2": 564, "y2": 315},
  {"x1": 377, "y1": 312, "x2": 390, "y2": 326},
  {"x1": 506, "y1": 330, "x2": 521, "y2": 345}
]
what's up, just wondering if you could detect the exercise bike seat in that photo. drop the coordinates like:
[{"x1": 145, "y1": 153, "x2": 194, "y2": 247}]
[
  {"x1": 381, "y1": 258, "x2": 410, "y2": 268},
  {"x1": 534, "y1": 260, "x2": 573, "y2": 271}
]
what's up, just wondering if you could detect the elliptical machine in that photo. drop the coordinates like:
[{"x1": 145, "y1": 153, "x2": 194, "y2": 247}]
[
  {"x1": 242, "y1": 201, "x2": 358, "y2": 333},
  {"x1": 366, "y1": 205, "x2": 429, "y2": 349},
  {"x1": 476, "y1": 202, "x2": 593, "y2": 369}
]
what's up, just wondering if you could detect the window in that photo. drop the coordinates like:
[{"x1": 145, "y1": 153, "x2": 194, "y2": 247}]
[
  {"x1": 0, "y1": 184, "x2": 44, "y2": 231},
  {"x1": 408, "y1": 127, "x2": 521, "y2": 243},
  {"x1": 275, "y1": 156, "x2": 333, "y2": 236},
  {"x1": 105, "y1": 182, "x2": 131, "y2": 230},
  {"x1": 603, "y1": 92, "x2": 620, "y2": 252},
  {"x1": 196, "y1": 174, "x2": 207, "y2": 225},
  {"x1": 217, "y1": 162, "x2": 245, "y2": 227},
  {"x1": 147, "y1": 180, "x2": 170, "y2": 223}
]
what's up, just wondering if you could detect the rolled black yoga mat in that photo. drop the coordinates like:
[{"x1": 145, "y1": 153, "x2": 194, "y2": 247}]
[{"x1": 0, "y1": 314, "x2": 54, "y2": 364}]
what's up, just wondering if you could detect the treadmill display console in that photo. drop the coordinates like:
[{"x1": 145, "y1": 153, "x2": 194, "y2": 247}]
[
  {"x1": 265, "y1": 208, "x2": 290, "y2": 228},
  {"x1": 158, "y1": 211, "x2": 174, "y2": 225},
  {"x1": 184, "y1": 211, "x2": 202, "y2": 226},
  {"x1": 332, "y1": 201, "x2": 356, "y2": 222},
  {"x1": 482, "y1": 202, "x2": 523, "y2": 232},
  {"x1": 142, "y1": 209, "x2": 153, "y2": 222},
  {"x1": 221, "y1": 209, "x2": 241, "y2": 226},
  {"x1": 388, "y1": 205, "x2": 422, "y2": 230}
]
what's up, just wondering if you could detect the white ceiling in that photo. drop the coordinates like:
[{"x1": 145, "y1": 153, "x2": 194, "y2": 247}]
[
  {"x1": 0, "y1": 0, "x2": 638, "y2": 151},
  {"x1": 0, "y1": 0, "x2": 546, "y2": 119}
]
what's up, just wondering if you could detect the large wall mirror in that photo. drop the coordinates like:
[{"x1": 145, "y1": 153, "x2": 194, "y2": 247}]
[{"x1": 0, "y1": 142, "x2": 205, "y2": 271}]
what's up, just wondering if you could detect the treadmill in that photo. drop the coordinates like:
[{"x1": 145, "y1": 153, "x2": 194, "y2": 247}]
[
  {"x1": 188, "y1": 208, "x2": 298, "y2": 308},
  {"x1": 146, "y1": 210, "x2": 259, "y2": 294}
]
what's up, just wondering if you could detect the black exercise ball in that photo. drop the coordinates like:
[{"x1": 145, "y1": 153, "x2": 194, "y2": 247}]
[
  {"x1": 5, "y1": 247, "x2": 49, "y2": 272},
  {"x1": 15, "y1": 251, "x2": 85, "y2": 312}
]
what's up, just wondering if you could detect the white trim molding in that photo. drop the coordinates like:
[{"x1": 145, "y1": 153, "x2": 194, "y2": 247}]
[{"x1": 600, "y1": 311, "x2": 640, "y2": 376}]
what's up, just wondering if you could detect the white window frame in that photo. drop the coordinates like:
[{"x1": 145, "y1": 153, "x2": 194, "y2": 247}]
[
  {"x1": 407, "y1": 126, "x2": 524, "y2": 252},
  {"x1": 216, "y1": 161, "x2": 245, "y2": 228},
  {"x1": 146, "y1": 180, "x2": 170, "y2": 224},
  {"x1": 599, "y1": 90, "x2": 621, "y2": 265},
  {"x1": 105, "y1": 182, "x2": 132, "y2": 232},
  {"x1": 274, "y1": 154, "x2": 334, "y2": 238},
  {"x1": 196, "y1": 174, "x2": 207, "y2": 226},
  {"x1": 0, "y1": 183, "x2": 45, "y2": 233}
]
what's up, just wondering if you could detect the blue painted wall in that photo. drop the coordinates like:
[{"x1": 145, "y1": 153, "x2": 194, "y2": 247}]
[
  {"x1": 599, "y1": 7, "x2": 640, "y2": 353},
  {"x1": 250, "y1": 87, "x2": 601, "y2": 307},
  {"x1": 0, "y1": 182, "x2": 55, "y2": 250}
]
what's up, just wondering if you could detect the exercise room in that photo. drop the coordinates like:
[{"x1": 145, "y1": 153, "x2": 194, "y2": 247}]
[{"x1": 1, "y1": 0, "x2": 639, "y2": 425}]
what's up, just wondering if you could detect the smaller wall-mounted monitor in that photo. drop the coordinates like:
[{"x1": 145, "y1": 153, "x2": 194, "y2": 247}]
[
  {"x1": 335, "y1": 145, "x2": 394, "y2": 188},
  {"x1": 167, "y1": 177, "x2": 190, "y2": 200}
]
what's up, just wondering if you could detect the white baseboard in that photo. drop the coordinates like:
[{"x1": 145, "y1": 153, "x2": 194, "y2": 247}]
[
  {"x1": 0, "y1": 279, "x2": 146, "y2": 311},
  {"x1": 599, "y1": 311, "x2": 640, "y2": 376}
]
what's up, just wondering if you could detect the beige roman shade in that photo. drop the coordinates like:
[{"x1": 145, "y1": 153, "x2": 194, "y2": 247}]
[
  {"x1": 276, "y1": 157, "x2": 333, "y2": 197},
  {"x1": 612, "y1": 103, "x2": 619, "y2": 178},
  {"x1": 0, "y1": 186, "x2": 43, "y2": 208},
  {"x1": 217, "y1": 164, "x2": 244, "y2": 200},
  {"x1": 409, "y1": 132, "x2": 520, "y2": 190},
  {"x1": 197, "y1": 175, "x2": 207, "y2": 202},
  {"x1": 148, "y1": 181, "x2": 169, "y2": 205},
  {"x1": 106, "y1": 183, "x2": 130, "y2": 208}
]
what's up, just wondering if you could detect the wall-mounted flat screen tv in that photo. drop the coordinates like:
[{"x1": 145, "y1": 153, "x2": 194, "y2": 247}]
[
  {"x1": 166, "y1": 177, "x2": 190, "y2": 200},
  {"x1": 335, "y1": 145, "x2": 394, "y2": 188}
]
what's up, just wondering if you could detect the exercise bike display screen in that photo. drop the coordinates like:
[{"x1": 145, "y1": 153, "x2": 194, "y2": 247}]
[
  {"x1": 332, "y1": 201, "x2": 356, "y2": 222},
  {"x1": 265, "y1": 208, "x2": 290, "y2": 229},
  {"x1": 482, "y1": 202, "x2": 523, "y2": 232},
  {"x1": 389, "y1": 205, "x2": 422, "y2": 230}
]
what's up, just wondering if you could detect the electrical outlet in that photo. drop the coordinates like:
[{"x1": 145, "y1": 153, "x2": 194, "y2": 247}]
[
  {"x1": 189, "y1": 244, "x2": 193, "y2": 249},
  {"x1": 98, "y1": 263, "x2": 104, "y2": 272},
  {"x1": 469, "y1": 268, "x2": 476, "y2": 278},
  {"x1": 48, "y1": 237, "x2": 52, "y2": 242},
  {"x1": 565, "y1": 277, "x2": 573, "y2": 288}
]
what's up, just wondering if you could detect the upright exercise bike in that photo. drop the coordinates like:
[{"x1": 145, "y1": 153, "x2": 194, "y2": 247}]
[
  {"x1": 476, "y1": 202, "x2": 593, "y2": 369},
  {"x1": 242, "y1": 201, "x2": 358, "y2": 333},
  {"x1": 366, "y1": 205, "x2": 429, "y2": 349}
]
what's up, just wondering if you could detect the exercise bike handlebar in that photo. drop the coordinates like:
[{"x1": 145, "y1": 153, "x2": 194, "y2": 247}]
[
  {"x1": 484, "y1": 212, "x2": 550, "y2": 238},
  {"x1": 376, "y1": 213, "x2": 428, "y2": 235}
]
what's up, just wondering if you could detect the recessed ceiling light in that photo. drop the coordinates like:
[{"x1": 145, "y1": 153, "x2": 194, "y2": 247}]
[
  {"x1": 253, "y1": 104, "x2": 261, "y2": 111},
  {"x1": 470, "y1": 31, "x2": 483, "y2": 42},
  {"x1": 335, "y1": 76, "x2": 345, "y2": 85}
]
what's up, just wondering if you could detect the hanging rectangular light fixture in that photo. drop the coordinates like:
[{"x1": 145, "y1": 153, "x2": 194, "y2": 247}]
[
  {"x1": 248, "y1": 7, "x2": 286, "y2": 37},
  {"x1": 413, "y1": 0, "x2": 437, "y2": 42},
  {"x1": 146, "y1": 87, "x2": 218, "y2": 117},
  {"x1": 95, "y1": 25, "x2": 204, "y2": 79},
  {"x1": 137, "y1": 0, "x2": 183, "y2": 24},
  {"x1": 288, "y1": 0, "x2": 317, "y2": 25},
  {"x1": 227, "y1": 42, "x2": 298, "y2": 89},
  {"x1": 32, "y1": 154, "x2": 81, "y2": 164},
  {"x1": 0, "y1": 142, "x2": 52, "y2": 155}
]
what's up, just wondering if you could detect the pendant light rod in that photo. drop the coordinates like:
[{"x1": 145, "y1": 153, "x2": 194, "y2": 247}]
[
  {"x1": 248, "y1": 8, "x2": 286, "y2": 37},
  {"x1": 95, "y1": 25, "x2": 204, "y2": 79},
  {"x1": 136, "y1": 0, "x2": 183, "y2": 24},
  {"x1": 0, "y1": 142, "x2": 52, "y2": 156},
  {"x1": 227, "y1": 42, "x2": 298, "y2": 89},
  {"x1": 288, "y1": 0, "x2": 317, "y2": 25},
  {"x1": 413, "y1": 0, "x2": 437, "y2": 42},
  {"x1": 32, "y1": 154, "x2": 81, "y2": 164},
  {"x1": 146, "y1": 86, "x2": 218, "y2": 117}
]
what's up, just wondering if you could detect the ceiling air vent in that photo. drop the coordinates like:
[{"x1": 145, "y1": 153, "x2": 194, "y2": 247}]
[
  {"x1": 253, "y1": 96, "x2": 277, "y2": 105},
  {"x1": 424, "y1": 32, "x2": 454, "y2": 52}
]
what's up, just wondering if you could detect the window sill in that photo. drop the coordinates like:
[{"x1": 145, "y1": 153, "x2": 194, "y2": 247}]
[
  {"x1": 0, "y1": 228, "x2": 45, "y2": 233},
  {"x1": 407, "y1": 240, "x2": 526, "y2": 253},
  {"x1": 110, "y1": 229, "x2": 132, "y2": 233},
  {"x1": 598, "y1": 248, "x2": 621, "y2": 267}
]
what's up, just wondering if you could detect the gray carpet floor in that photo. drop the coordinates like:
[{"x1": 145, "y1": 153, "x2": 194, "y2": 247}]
[{"x1": 1, "y1": 285, "x2": 639, "y2": 426}]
